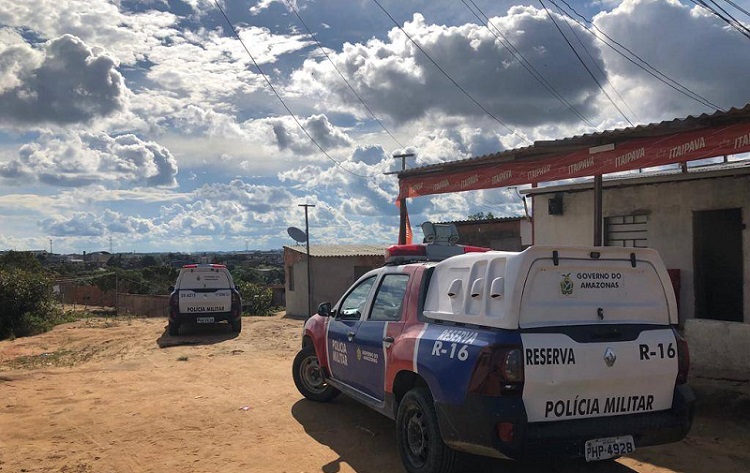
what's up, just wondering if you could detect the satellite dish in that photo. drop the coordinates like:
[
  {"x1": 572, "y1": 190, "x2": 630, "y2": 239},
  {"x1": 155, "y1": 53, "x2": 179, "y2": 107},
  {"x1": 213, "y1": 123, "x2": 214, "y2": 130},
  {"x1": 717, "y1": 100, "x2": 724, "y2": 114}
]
[{"x1": 287, "y1": 226, "x2": 308, "y2": 243}]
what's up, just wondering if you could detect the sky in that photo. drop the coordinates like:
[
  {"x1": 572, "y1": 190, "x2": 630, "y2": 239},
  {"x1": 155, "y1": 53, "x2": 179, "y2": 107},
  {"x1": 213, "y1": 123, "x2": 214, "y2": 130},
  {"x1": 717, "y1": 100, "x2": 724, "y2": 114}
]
[{"x1": 1, "y1": 0, "x2": 750, "y2": 254}]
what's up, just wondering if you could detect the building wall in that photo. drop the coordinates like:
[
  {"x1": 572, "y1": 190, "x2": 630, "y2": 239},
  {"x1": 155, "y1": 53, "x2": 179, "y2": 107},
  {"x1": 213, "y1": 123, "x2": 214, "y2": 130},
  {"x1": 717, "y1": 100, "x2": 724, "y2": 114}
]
[
  {"x1": 531, "y1": 174, "x2": 750, "y2": 376},
  {"x1": 453, "y1": 219, "x2": 524, "y2": 250},
  {"x1": 284, "y1": 249, "x2": 384, "y2": 317},
  {"x1": 532, "y1": 175, "x2": 750, "y2": 323}
]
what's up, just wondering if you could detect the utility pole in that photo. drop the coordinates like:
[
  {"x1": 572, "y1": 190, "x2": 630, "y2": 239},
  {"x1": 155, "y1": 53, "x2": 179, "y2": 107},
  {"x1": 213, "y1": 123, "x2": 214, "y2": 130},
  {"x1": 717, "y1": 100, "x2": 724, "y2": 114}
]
[
  {"x1": 386, "y1": 152, "x2": 415, "y2": 244},
  {"x1": 298, "y1": 203, "x2": 316, "y2": 317},
  {"x1": 49, "y1": 238, "x2": 52, "y2": 254},
  {"x1": 115, "y1": 272, "x2": 119, "y2": 317}
]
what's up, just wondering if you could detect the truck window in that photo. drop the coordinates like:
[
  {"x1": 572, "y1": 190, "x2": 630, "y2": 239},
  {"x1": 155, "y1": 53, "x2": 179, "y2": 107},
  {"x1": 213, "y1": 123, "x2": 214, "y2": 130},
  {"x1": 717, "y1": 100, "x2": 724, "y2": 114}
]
[
  {"x1": 369, "y1": 274, "x2": 409, "y2": 321},
  {"x1": 339, "y1": 276, "x2": 376, "y2": 320},
  {"x1": 178, "y1": 270, "x2": 231, "y2": 290}
]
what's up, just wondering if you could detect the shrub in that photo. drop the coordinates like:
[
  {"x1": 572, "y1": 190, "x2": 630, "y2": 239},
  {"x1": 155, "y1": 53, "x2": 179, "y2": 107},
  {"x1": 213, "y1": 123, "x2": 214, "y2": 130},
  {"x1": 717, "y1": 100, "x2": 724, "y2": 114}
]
[
  {"x1": 237, "y1": 281, "x2": 274, "y2": 316},
  {"x1": 0, "y1": 268, "x2": 66, "y2": 339}
]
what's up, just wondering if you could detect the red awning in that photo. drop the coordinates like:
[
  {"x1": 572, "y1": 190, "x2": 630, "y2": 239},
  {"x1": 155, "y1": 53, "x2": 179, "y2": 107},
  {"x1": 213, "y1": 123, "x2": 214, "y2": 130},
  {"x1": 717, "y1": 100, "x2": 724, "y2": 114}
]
[{"x1": 398, "y1": 106, "x2": 750, "y2": 199}]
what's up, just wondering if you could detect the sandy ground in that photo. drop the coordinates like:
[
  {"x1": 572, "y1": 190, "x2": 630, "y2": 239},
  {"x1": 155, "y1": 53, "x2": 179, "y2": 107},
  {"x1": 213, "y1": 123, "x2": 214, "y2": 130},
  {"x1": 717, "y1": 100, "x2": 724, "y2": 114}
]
[{"x1": 1, "y1": 314, "x2": 749, "y2": 473}]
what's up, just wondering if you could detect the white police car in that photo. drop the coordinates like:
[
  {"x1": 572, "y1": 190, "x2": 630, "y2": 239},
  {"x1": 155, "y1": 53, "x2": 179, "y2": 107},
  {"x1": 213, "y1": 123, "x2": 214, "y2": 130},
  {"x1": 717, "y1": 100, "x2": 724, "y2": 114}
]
[{"x1": 167, "y1": 264, "x2": 242, "y2": 335}]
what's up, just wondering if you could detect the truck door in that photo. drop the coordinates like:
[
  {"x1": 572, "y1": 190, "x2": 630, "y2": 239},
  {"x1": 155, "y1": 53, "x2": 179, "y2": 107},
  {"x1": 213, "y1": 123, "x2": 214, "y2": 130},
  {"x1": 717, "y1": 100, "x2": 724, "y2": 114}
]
[
  {"x1": 353, "y1": 273, "x2": 410, "y2": 401},
  {"x1": 327, "y1": 276, "x2": 376, "y2": 390}
]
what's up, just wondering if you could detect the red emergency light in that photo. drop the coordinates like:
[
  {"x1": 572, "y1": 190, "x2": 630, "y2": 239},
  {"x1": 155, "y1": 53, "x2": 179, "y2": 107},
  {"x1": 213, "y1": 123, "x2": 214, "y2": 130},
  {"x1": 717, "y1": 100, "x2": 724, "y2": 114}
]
[
  {"x1": 182, "y1": 263, "x2": 227, "y2": 269},
  {"x1": 385, "y1": 244, "x2": 490, "y2": 265}
]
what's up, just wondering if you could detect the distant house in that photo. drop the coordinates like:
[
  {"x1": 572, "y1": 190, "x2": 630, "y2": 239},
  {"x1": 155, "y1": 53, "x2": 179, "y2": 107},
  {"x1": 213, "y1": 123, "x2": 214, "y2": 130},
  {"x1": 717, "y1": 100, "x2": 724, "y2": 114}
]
[
  {"x1": 86, "y1": 251, "x2": 112, "y2": 265},
  {"x1": 439, "y1": 217, "x2": 530, "y2": 251},
  {"x1": 284, "y1": 244, "x2": 388, "y2": 317}
]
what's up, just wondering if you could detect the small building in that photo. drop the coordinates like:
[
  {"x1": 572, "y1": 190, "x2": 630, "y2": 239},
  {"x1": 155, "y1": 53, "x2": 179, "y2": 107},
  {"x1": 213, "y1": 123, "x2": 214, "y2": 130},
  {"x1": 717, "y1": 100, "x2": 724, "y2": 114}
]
[
  {"x1": 441, "y1": 217, "x2": 530, "y2": 251},
  {"x1": 284, "y1": 244, "x2": 388, "y2": 317}
]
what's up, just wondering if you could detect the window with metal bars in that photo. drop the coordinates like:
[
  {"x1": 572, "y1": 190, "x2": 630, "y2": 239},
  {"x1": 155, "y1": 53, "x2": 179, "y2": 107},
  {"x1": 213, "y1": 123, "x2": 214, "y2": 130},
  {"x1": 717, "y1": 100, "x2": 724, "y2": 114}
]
[{"x1": 605, "y1": 214, "x2": 648, "y2": 248}]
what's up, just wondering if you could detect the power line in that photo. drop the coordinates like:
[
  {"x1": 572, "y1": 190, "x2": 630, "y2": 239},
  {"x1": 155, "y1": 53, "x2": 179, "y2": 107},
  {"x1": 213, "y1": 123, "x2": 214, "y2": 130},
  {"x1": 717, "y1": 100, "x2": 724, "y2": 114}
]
[
  {"x1": 371, "y1": 0, "x2": 532, "y2": 145},
  {"x1": 549, "y1": 0, "x2": 640, "y2": 123},
  {"x1": 690, "y1": 0, "x2": 750, "y2": 40},
  {"x1": 538, "y1": 0, "x2": 635, "y2": 126},
  {"x1": 550, "y1": 0, "x2": 724, "y2": 112},
  {"x1": 462, "y1": 0, "x2": 596, "y2": 128},
  {"x1": 282, "y1": 0, "x2": 405, "y2": 149},
  {"x1": 722, "y1": 0, "x2": 750, "y2": 18},
  {"x1": 212, "y1": 0, "x2": 380, "y2": 180}
]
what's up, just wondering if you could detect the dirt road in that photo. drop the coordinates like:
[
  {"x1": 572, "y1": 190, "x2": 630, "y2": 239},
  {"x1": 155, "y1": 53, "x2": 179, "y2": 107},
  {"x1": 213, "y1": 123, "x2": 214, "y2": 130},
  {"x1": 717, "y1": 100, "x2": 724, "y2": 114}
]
[{"x1": 1, "y1": 314, "x2": 748, "y2": 473}]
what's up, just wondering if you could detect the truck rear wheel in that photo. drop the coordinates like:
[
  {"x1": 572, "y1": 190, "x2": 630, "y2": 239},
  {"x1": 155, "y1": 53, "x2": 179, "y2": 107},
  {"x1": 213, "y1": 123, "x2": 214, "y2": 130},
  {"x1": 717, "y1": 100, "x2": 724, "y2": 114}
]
[
  {"x1": 168, "y1": 320, "x2": 180, "y2": 336},
  {"x1": 396, "y1": 388, "x2": 457, "y2": 473},
  {"x1": 230, "y1": 317, "x2": 242, "y2": 333},
  {"x1": 292, "y1": 345, "x2": 340, "y2": 402}
]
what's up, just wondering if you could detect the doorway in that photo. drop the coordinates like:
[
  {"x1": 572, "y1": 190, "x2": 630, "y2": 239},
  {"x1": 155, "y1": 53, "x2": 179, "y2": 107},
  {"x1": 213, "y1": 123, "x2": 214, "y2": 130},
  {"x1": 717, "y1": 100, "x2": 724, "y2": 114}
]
[{"x1": 693, "y1": 208, "x2": 744, "y2": 322}]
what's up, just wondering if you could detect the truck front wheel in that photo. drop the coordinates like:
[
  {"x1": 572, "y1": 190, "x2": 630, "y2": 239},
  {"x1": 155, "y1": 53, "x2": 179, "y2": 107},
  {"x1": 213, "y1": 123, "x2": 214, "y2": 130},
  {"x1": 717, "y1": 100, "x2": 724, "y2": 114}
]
[
  {"x1": 292, "y1": 345, "x2": 340, "y2": 402},
  {"x1": 396, "y1": 388, "x2": 457, "y2": 473}
]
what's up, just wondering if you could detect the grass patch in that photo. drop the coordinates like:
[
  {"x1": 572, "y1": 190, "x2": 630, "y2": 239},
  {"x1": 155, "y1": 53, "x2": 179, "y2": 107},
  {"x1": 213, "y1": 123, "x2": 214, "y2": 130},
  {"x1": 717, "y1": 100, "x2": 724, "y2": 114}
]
[{"x1": 2, "y1": 347, "x2": 98, "y2": 371}]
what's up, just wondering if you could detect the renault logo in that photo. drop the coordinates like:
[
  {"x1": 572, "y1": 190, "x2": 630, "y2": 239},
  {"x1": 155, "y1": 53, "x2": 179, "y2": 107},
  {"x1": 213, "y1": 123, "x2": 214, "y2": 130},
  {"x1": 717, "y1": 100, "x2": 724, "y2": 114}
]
[{"x1": 604, "y1": 347, "x2": 616, "y2": 367}]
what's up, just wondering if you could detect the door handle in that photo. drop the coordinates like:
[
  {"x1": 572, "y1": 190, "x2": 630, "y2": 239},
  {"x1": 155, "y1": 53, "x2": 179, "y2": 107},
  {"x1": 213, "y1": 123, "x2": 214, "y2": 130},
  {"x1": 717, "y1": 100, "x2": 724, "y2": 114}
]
[{"x1": 347, "y1": 331, "x2": 355, "y2": 341}]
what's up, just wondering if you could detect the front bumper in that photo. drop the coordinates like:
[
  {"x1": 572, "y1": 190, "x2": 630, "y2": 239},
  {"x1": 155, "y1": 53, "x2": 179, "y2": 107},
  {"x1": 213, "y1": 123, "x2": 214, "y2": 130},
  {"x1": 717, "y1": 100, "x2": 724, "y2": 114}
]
[{"x1": 435, "y1": 384, "x2": 695, "y2": 461}]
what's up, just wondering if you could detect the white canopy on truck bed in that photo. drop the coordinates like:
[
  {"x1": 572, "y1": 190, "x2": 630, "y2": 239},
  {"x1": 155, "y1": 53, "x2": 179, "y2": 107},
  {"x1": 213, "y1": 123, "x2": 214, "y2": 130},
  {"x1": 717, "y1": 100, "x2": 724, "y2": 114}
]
[{"x1": 423, "y1": 246, "x2": 678, "y2": 330}]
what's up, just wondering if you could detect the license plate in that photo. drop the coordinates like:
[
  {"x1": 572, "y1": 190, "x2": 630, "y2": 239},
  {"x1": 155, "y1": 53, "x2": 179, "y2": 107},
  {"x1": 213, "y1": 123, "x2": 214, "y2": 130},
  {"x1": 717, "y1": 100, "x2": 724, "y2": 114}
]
[
  {"x1": 585, "y1": 435, "x2": 635, "y2": 462},
  {"x1": 196, "y1": 316, "x2": 215, "y2": 323}
]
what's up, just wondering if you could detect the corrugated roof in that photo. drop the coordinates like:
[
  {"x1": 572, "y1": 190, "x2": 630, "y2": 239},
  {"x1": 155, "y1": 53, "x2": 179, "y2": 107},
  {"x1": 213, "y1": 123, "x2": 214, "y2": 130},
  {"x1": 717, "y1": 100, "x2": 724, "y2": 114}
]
[
  {"x1": 521, "y1": 160, "x2": 750, "y2": 195},
  {"x1": 284, "y1": 244, "x2": 389, "y2": 258},
  {"x1": 399, "y1": 104, "x2": 750, "y2": 177},
  {"x1": 438, "y1": 216, "x2": 524, "y2": 225}
]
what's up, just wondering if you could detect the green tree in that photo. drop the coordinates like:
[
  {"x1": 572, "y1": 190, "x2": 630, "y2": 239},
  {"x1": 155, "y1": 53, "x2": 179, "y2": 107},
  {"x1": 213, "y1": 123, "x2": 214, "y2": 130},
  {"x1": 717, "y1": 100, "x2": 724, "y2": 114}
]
[
  {"x1": 467, "y1": 211, "x2": 495, "y2": 221},
  {"x1": 0, "y1": 268, "x2": 65, "y2": 339},
  {"x1": 0, "y1": 251, "x2": 44, "y2": 273},
  {"x1": 237, "y1": 281, "x2": 274, "y2": 316}
]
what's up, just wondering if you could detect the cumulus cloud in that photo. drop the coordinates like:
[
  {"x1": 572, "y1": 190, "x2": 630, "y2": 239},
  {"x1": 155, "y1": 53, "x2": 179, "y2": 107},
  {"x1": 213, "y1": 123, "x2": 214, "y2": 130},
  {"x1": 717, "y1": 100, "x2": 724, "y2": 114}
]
[
  {"x1": 0, "y1": 35, "x2": 126, "y2": 126},
  {"x1": 268, "y1": 114, "x2": 354, "y2": 153},
  {"x1": 0, "y1": 132, "x2": 178, "y2": 187},
  {"x1": 594, "y1": 0, "x2": 750, "y2": 120},
  {"x1": 291, "y1": 9, "x2": 604, "y2": 127}
]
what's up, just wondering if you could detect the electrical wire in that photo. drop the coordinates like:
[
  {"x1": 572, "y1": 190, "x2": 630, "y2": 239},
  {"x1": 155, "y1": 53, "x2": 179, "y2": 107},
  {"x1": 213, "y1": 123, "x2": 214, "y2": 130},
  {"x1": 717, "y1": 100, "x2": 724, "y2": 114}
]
[
  {"x1": 691, "y1": 0, "x2": 750, "y2": 40},
  {"x1": 549, "y1": 0, "x2": 640, "y2": 123},
  {"x1": 721, "y1": 0, "x2": 750, "y2": 19},
  {"x1": 462, "y1": 0, "x2": 596, "y2": 128},
  {"x1": 212, "y1": 0, "x2": 380, "y2": 180},
  {"x1": 281, "y1": 0, "x2": 405, "y2": 149},
  {"x1": 550, "y1": 0, "x2": 724, "y2": 112},
  {"x1": 371, "y1": 0, "x2": 532, "y2": 145},
  {"x1": 538, "y1": 0, "x2": 635, "y2": 126}
]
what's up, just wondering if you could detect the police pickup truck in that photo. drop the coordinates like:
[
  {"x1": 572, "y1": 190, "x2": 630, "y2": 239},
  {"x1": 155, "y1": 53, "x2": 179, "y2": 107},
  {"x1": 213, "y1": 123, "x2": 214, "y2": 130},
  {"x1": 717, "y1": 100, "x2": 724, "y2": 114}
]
[
  {"x1": 292, "y1": 226, "x2": 694, "y2": 473},
  {"x1": 168, "y1": 264, "x2": 242, "y2": 335}
]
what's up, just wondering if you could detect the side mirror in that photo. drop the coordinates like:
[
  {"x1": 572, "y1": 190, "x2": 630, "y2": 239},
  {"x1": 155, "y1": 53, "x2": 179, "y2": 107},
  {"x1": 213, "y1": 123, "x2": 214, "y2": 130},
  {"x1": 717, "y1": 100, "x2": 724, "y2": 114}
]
[
  {"x1": 168, "y1": 286, "x2": 175, "y2": 293},
  {"x1": 317, "y1": 302, "x2": 332, "y2": 317}
]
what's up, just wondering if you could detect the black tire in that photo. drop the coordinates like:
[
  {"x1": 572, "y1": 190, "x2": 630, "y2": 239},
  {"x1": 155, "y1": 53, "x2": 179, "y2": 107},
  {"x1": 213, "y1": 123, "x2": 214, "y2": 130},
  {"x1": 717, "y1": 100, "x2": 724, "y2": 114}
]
[
  {"x1": 396, "y1": 388, "x2": 457, "y2": 473},
  {"x1": 230, "y1": 317, "x2": 242, "y2": 333},
  {"x1": 292, "y1": 345, "x2": 340, "y2": 402},
  {"x1": 168, "y1": 320, "x2": 180, "y2": 336}
]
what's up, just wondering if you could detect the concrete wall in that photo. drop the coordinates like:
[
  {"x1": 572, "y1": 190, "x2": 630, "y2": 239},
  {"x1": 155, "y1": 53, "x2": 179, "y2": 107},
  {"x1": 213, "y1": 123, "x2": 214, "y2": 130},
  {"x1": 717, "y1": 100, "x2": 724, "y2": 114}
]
[
  {"x1": 117, "y1": 294, "x2": 170, "y2": 318},
  {"x1": 56, "y1": 283, "x2": 115, "y2": 307},
  {"x1": 531, "y1": 175, "x2": 750, "y2": 324},
  {"x1": 685, "y1": 319, "x2": 750, "y2": 380}
]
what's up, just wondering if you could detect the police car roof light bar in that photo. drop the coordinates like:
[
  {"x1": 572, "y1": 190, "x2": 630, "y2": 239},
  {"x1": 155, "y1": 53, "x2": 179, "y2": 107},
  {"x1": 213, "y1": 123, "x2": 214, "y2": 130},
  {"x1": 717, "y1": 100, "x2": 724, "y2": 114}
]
[{"x1": 385, "y1": 243, "x2": 490, "y2": 265}]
